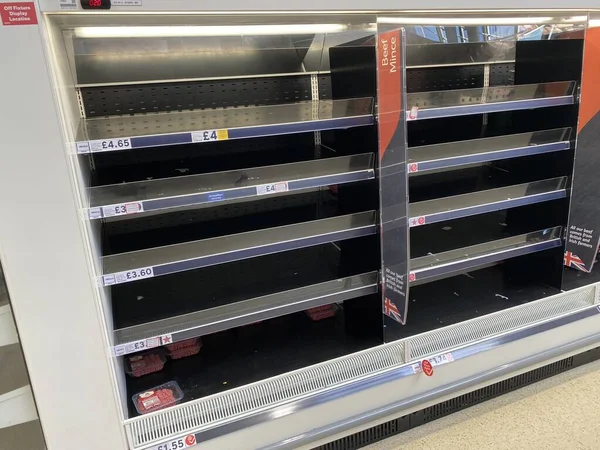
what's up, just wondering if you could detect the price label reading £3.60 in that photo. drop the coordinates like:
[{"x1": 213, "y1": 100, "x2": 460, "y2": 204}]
[
  {"x1": 103, "y1": 267, "x2": 154, "y2": 286},
  {"x1": 191, "y1": 129, "x2": 229, "y2": 143}
]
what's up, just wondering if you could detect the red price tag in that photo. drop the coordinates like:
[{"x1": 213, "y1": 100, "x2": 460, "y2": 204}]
[
  {"x1": 421, "y1": 359, "x2": 433, "y2": 376},
  {"x1": 409, "y1": 163, "x2": 419, "y2": 173}
]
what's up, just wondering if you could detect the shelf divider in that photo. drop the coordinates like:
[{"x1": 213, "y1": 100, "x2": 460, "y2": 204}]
[
  {"x1": 409, "y1": 177, "x2": 567, "y2": 227},
  {"x1": 88, "y1": 153, "x2": 374, "y2": 220},
  {"x1": 409, "y1": 226, "x2": 562, "y2": 284},
  {"x1": 113, "y1": 271, "x2": 378, "y2": 356},
  {"x1": 101, "y1": 211, "x2": 377, "y2": 286},
  {"x1": 407, "y1": 128, "x2": 571, "y2": 174},
  {"x1": 406, "y1": 81, "x2": 576, "y2": 121},
  {"x1": 75, "y1": 97, "x2": 375, "y2": 154}
]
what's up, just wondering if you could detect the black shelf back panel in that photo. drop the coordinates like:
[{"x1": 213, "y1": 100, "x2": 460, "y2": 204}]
[{"x1": 81, "y1": 74, "x2": 333, "y2": 118}]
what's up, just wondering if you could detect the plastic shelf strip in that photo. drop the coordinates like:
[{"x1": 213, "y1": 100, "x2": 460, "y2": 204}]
[
  {"x1": 75, "y1": 97, "x2": 375, "y2": 154},
  {"x1": 407, "y1": 128, "x2": 571, "y2": 174},
  {"x1": 406, "y1": 81, "x2": 576, "y2": 121},
  {"x1": 88, "y1": 153, "x2": 374, "y2": 220},
  {"x1": 409, "y1": 177, "x2": 567, "y2": 227},
  {"x1": 409, "y1": 226, "x2": 562, "y2": 284},
  {"x1": 113, "y1": 271, "x2": 378, "y2": 356},
  {"x1": 101, "y1": 211, "x2": 377, "y2": 286}
]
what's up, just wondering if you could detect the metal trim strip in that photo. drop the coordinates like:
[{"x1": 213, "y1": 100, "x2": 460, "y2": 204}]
[{"x1": 133, "y1": 304, "x2": 600, "y2": 450}]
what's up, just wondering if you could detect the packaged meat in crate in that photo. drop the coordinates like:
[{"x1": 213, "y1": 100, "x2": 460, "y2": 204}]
[
  {"x1": 165, "y1": 337, "x2": 202, "y2": 360},
  {"x1": 125, "y1": 352, "x2": 167, "y2": 378},
  {"x1": 132, "y1": 381, "x2": 184, "y2": 415},
  {"x1": 305, "y1": 304, "x2": 338, "y2": 321}
]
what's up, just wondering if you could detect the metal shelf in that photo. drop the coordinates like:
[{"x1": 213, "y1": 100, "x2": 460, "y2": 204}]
[
  {"x1": 113, "y1": 271, "x2": 378, "y2": 356},
  {"x1": 409, "y1": 226, "x2": 562, "y2": 284},
  {"x1": 101, "y1": 211, "x2": 377, "y2": 286},
  {"x1": 407, "y1": 128, "x2": 571, "y2": 174},
  {"x1": 89, "y1": 154, "x2": 374, "y2": 219},
  {"x1": 406, "y1": 81, "x2": 576, "y2": 121},
  {"x1": 75, "y1": 97, "x2": 375, "y2": 154},
  {"x1": 409, "y1": 177, "x2": 567, "y2": 227}
]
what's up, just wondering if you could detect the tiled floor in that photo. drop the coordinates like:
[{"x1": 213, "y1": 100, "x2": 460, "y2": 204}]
[{"x1": 365, "y1": 359, "x2": 600, "y2": 450}]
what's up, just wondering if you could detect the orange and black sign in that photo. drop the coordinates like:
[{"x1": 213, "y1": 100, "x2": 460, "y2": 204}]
[
  {"x1": 377, "y1": 24, "x2": 410, "y2": 336},
  {"x1": 566, "y1": 26, "x2": 600, "y2": 272}
]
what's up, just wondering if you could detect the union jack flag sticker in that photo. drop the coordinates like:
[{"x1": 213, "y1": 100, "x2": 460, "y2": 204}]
[
  {"x1": 384, "y1": 297, "x2": 403, "y2": 324},
  {"x1": 564, "y1": 251, "x2": 588, "y2": 272}
]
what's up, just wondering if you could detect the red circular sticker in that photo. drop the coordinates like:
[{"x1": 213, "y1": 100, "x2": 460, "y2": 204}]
[
  {"x1": 409, "y1": 273, "x2": 416, "y2": 282},
  {"x1": 185, "y1": 435, "x2": 197, "y2": 446},
  {"x1": 409, "y1": 163, "x2": 418, "y2": 173},
  {"x1": 421, "y1": 359, "x2": 434, "y2": 377},
  {"x1": 417, "y1": 216, "x2": 426, "y2": 225}
]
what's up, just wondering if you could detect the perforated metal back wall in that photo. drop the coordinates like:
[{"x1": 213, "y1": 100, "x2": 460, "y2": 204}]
[
  {"x1": 406, "y1": 63, "x2": 514, "y2": 93},
  {"x1": 81, "y1": 75, "x2": 332, "y2": 118}
]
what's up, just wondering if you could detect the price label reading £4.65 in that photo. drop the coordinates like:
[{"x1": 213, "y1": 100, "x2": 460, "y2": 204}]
[
  {"x1": 191, "y1": 129, "x2": 229, "y2": 143},
  {"x1": 90, "y1": 138, "x2": 132, "y2": 152},
  {"x1": 103, "y1": 267, "x2": 154, "y2": 286}
]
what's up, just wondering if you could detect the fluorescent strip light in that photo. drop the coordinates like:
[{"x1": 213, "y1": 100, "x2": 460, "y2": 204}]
[
  {"x1": 378, "y1": 17, "x2": 556, "y2": 25},
  {"x1": 74, "y1": 24, "x2": 349, "y2": 38}
]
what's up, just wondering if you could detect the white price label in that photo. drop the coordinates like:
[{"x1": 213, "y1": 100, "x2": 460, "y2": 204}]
[
  {"x1": 89, "y1": 138, "x2": 132, "y2": 152},
  {"x1": 429, "y1": 353, "x2": 454, "y2": 367},
  {"x1": 103, "y1": 267, "x2": 154, "y2": 286},
  {"x1": 112, "y1": 0, "x2": 142, "y2": 5},
  {"x1": 407, "y1": 106, "x2": 419, "y2": 121},
  {"x1": 409, "y1": 216, "x2": 426, "y2": 227},
  {"x1": 151, "y1": 434, "x2": 197, "y2": 450},
  {"x1": 59, "y1": 0, "x2": 77, "y2": 9},
  {"x1": 256, "y1": 182, "x2": 289, "y2": 195},
  {"x1": 191, "y1": 129, "x2": 228, "y2": 143},
  {"x1": 114, "y1": 334, "x2": 172, "y2": 356},
  {"x1": 102, "y1": 202, "x2": 144, "y2": 218}
]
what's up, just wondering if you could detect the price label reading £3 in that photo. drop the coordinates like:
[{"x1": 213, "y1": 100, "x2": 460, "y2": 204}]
[
  {"x1": 102, "y1": 202, "x2": 144, "y2": 218},
  {"x1": 191, "y1": 129, "x2": 229, "y2": 143},
  {"x1": 103, "y1": 267, "x2": 154, "y2": 286}
]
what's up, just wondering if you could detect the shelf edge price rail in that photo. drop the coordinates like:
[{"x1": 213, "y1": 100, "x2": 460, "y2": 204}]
[{"x1": 76, "y1": 129, "x2": 229, "y2": 154}]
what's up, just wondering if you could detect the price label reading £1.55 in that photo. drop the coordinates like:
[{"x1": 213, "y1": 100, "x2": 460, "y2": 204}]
[
  {"x1": 151, "y1": 434, "x2": 197, "y2": 450},
  {"x1": 103, "y1": 267, "x2": 154, "y2": 286}
]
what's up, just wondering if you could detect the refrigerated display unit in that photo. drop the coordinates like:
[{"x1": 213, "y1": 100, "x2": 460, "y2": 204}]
[{"x1": 3, "y1": 3, "x2": 600, "y2": 450}]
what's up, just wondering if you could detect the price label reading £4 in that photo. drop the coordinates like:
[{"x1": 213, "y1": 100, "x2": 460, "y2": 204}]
[
  {"x1": 103, "y1": 267, "x2": 154, "y2": 286},
  {"x1": 256, "y1": 182, "x2": 289, "y2": 195},
  {"x1": 191, "y1": 129, "x2": 229, "y2": 143}
]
